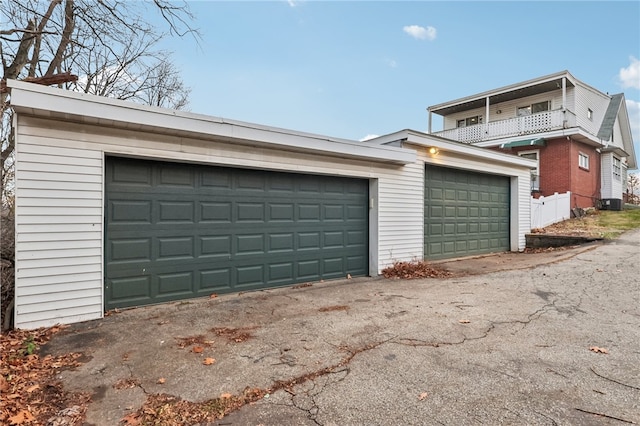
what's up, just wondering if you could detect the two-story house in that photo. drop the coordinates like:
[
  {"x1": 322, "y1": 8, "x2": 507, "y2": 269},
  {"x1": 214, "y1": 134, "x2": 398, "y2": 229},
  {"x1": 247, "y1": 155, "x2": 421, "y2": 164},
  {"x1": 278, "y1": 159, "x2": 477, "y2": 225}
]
[{"x1": 426, "y1": 71, "x2": 637, "y2": 209}]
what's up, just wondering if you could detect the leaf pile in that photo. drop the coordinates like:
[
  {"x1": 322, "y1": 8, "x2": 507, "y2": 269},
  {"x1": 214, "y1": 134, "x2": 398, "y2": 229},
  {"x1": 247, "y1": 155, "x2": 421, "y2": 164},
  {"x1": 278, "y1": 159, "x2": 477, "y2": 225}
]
[
  {"x1": 0, "y1": 326, "x2": 90, "y2": 425},
  {"x1": 382, "y1": 260, "x2": 452, "y2": 279},
  {"x1": 122, "y1": 387, "x2": 267, "y2": 425}
]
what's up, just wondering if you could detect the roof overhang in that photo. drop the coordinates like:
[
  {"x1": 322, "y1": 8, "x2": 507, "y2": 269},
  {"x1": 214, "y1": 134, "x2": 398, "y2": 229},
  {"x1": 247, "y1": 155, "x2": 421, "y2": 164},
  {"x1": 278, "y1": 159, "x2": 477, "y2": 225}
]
[
  {"x1": 428, "y1": 71, "x2": 577, "y2": 116},
  {"x1": 500, "y1": 138, "x2": 546, "y2": 149},
  {"x1": 600, "y1": 145, "x2": 630, "y2": 157},
  {"x1": 7, "y1": 79, "x2": 416, "y2": 165},
  {"x1": 368, "y1": 129, "x2": 537, "y2": 170}
]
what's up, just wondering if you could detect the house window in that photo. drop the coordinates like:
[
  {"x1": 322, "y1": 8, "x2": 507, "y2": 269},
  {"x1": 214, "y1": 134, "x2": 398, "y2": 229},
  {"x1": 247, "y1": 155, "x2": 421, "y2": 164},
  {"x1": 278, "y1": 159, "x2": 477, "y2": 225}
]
[
  {"x1": 517, "y1": 101, "x2": 550, "y2": 116},
  {"x1": 613, "y1": 157, "x2": 621, "y2": 180},
  {"x1": 456, "y1": 115, "x2": 482, "y2": 128},
  {"x1": 587, "y1": 108, "x2": 593, "y2": 120},
  {"x1": 519, "y1": 150, "x2": 540, "y2": 191},
  {"x1": 578, "y1": 152, "x2": 590, "y2": 170}
]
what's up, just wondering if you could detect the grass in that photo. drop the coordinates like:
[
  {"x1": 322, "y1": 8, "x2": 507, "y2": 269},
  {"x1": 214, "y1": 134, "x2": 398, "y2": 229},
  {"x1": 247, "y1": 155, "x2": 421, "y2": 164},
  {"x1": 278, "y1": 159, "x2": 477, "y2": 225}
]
[
  {"x1": 596, "y1": 208, "x2": 640, "y2": 238},
  {"x1": 539, "y1": 207, "x2": 640, "y2": 239}
]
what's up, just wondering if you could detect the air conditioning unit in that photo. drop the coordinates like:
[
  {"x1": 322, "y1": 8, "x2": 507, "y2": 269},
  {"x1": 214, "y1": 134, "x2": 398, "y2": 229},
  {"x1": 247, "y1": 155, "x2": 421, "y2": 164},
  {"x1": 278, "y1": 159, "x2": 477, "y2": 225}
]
[{"x1": 600, "y1": 198, "x2": 622, "y2": 211}]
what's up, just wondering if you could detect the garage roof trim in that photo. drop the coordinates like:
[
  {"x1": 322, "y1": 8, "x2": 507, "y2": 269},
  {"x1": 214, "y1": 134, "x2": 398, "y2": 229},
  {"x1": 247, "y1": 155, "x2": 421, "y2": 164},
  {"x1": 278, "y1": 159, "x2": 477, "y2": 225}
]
[{"x1": 7, "y1": 79, "x2": 415, "y2": 165}]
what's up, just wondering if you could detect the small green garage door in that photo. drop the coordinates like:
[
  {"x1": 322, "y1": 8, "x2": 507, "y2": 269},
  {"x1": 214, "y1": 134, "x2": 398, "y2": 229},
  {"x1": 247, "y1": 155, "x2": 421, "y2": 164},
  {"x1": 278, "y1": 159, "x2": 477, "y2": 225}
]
[
  {"x1": 424, "y1": 165, "x2": 510, "y2": 260},
  {"x1": 105, "y1": 156, "x2": 368, "y2": 310}
]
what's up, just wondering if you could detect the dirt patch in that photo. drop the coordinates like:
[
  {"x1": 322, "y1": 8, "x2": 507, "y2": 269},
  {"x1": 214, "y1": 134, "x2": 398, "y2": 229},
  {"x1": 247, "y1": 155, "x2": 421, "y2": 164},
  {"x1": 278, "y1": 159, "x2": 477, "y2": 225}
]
[
  {"x1": 318, "y1": 305, "x2": 350, "y2": 312},
  {"x1": 211, "y1": 327, "x2": 256, "y2": 343},
  {"x1": 175, "y1": 334, "x2": 213, "y2": 349}
]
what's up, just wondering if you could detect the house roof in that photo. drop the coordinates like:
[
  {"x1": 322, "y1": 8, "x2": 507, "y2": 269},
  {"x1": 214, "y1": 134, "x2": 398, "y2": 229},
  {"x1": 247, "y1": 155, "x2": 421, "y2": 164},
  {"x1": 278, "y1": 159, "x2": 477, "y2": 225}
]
[
  {"x1": 597, "y1": 93, "x2": 623, "y2": 140},
  {"x1": 7, "y1": 79, "x2": 416, "y2": 165},
  {"x1": 427, "y1": 70, "x2": 581, "y2": 116}
]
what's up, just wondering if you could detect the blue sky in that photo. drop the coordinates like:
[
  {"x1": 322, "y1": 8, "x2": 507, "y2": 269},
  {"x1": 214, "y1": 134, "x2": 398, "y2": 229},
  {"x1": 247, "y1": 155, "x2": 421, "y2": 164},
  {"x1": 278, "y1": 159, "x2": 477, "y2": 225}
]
[{"x1": 161, "y1": 1, "x2": 640, "y2": 160}]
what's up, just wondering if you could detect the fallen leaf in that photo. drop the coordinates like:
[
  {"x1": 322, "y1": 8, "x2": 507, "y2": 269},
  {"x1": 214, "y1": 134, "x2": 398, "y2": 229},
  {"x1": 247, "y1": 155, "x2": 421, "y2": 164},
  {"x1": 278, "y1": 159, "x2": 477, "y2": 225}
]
[
  {"x1": 192, "y1": 346, "x2": 204, "y2": 353},
  {"x1": 0, "y1": 375, "x2": 9, "y2": 392},
  {"x1": 220, "y1": 392, "x2": 233, "y2": 399},
  {"x1": 122, "y1": 413, "x2": 141, "y2": 426},
  {"x1": 203, "y1": 357, "x2": 216, "y2": 365},
  {"x1": 26, "y1": 384, "x2": 40, "y2": 393},
  {"x1": 347, "y1": 273, "x2": 352, "y2": 279},
  {"x1": 9, "y1": 410, "x2": 34, "y2": 424},
  {"x1": 418, "y1": 392, "x2": 428, "y2": 401},
  {"x1": 209, "y1": 293, "x2": 218, "y2": 299},
  {"x1": 458, "y1": 319, "x2": 471, "y2": 324},
  {"x1": 156, "y1": 378, "x2": 166, "y2": 384},
  {"x1": 589, "y1": 346, "x2": 609, "y2": 354}
]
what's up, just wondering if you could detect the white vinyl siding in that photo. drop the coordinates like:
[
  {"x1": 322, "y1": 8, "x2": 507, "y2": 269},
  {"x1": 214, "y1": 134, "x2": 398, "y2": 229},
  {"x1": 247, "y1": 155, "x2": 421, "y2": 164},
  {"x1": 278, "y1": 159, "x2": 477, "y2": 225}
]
[
  {"x1": 600, "y1": 152, "x2": 623, "y2": 200},
  {"x1": 377, "y1": 161, "x2": 424, "y2": 266},
  {"x1": 14, "y1": 115, "x2": 421, "y2": 328},
  {"x1": 574, "y1": 84, "x2": 611, "y2": 136},
  {"x1": 15, "y1": 139, "x2": 104, "y2": 328}
]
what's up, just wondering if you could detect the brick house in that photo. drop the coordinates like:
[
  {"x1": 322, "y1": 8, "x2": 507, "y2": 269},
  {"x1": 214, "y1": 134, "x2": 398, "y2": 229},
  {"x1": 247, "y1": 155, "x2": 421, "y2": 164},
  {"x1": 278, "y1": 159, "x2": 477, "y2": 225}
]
[{"x1": 426, "y1": 71, "x2": 637, "y2": 209}]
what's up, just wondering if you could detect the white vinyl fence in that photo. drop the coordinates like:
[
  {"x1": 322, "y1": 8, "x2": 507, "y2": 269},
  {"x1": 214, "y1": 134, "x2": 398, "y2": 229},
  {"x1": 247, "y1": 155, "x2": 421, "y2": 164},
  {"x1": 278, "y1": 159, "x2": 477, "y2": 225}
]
[{"x1": 531, "y1": 192, "x2": 571, "y2": 229}]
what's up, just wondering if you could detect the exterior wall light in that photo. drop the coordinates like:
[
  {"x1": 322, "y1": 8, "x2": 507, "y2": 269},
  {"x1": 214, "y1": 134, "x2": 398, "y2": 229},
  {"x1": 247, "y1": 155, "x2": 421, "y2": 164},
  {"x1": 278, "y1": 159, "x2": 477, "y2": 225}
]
[{"x1": 428, "y1": 147, "x2": 439, "y2": 155}]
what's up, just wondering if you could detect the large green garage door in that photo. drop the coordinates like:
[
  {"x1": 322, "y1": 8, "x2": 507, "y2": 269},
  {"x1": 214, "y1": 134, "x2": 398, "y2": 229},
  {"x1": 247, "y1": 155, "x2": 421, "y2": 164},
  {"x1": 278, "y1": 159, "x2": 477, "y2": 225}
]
[
  {"x1": 424, "y1": 165, "x2": 510, "y2": 260},
  {"x1": 105, "y1": 156, "x2": 368, "y2": 310}
]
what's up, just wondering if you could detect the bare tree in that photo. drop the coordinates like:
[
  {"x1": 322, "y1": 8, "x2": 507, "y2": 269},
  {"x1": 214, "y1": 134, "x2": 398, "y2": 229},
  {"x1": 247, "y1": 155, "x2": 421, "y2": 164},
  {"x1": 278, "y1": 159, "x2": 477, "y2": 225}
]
[
  {"x1": 627, "y1": 172, "x2": 640, "y2": 205},
  {"x1": 0, "y1": 0, "x2": 199, "y2": 329}
]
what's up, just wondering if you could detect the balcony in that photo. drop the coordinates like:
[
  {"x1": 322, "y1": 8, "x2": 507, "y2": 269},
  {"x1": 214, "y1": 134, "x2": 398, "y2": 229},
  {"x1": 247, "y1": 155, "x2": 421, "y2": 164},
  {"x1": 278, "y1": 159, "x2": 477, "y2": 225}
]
[{"x1": 432, "y1": 109, "x2": 576, "y2": 144}]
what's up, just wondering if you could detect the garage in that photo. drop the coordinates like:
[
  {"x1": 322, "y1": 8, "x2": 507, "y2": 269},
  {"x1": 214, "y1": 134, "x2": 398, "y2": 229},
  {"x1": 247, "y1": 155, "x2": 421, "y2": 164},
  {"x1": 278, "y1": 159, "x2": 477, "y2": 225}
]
[
  {"x1": 105, "y1": 156, "x2": 369, "y2": 309},
  {"x1": 9, "y1": 81, "x2": 535, "y2": 329},
  {"x1": 424, "y1": 165, "x2": 510, "y2": 259}
]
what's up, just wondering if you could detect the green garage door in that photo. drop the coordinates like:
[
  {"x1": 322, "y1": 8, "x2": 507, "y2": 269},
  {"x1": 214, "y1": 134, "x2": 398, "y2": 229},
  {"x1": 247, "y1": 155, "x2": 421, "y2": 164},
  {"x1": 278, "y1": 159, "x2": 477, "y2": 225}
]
[
  {"x1": 105, "y1": 157, "x2": 368, "y2": 310},
  {"x1": 424, "y1": 165, "x2": 510, "y2": 260}
]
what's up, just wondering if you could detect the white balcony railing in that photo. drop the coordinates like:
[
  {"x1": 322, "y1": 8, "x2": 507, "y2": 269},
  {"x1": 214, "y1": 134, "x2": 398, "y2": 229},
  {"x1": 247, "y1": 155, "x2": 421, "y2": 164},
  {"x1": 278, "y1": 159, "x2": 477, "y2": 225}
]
[{"x1": 433, "y1": 109, "x2": 576, "y2": 144}]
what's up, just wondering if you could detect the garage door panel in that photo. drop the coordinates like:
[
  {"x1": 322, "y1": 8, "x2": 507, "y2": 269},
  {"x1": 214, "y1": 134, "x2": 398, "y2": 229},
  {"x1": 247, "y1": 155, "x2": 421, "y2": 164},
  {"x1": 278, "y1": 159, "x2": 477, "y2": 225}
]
[
  {"x1": 425, "y1": 165, "x2": 509, "y2": 260},
  {"x1": 106, "y1": 157, "x2": 368, "y2": 309},
  {"x1": 157, "y1": 272, "x2": 193, "y2": 296},
  {"x1": 109, "y1": 238, "x2": 151, "y2": 263},
  {"x1": 200, "y1": 268, "x2": 231, "y2": 290}
]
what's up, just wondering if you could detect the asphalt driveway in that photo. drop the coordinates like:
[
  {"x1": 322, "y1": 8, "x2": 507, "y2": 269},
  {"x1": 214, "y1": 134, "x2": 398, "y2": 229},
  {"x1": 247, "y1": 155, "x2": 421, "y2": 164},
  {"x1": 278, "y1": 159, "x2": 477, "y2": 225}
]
[{"x1": 45, "y1": 230, "x2": 640, "y2": 425}]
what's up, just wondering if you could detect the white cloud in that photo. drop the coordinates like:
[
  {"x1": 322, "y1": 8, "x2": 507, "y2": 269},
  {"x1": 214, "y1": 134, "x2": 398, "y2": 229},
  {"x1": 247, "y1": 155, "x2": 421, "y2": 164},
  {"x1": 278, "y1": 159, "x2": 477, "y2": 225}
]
[
  {"x1": 387, "y1": 59, "x2": 397, "y2": 68},
  {"x1": 403, "y1": 25, "x2": 436, "y2": 41},
  {"x1": 287, "y1": 0, "x2": 297, "y2": 7},
  {"x1": 360, "y1": 134, "x2": 379, "y2": 142},
  {"x1": 619, "y1": 57, "x2": 640, "y2": 89}
]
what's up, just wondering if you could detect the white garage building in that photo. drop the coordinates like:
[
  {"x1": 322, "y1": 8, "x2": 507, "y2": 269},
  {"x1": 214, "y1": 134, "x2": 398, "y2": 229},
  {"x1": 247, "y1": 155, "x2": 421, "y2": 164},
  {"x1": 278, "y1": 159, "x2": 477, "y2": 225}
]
[{"x1": 8, "y1": 80, "x2": 534, "y2": 329}]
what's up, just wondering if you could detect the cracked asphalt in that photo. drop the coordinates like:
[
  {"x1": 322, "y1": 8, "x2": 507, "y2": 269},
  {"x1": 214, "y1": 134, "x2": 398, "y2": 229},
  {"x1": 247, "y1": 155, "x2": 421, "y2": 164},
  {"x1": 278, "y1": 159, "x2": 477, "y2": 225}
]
[{"x1": 45, "y1": 229, "x2": 640, "y2": 425}]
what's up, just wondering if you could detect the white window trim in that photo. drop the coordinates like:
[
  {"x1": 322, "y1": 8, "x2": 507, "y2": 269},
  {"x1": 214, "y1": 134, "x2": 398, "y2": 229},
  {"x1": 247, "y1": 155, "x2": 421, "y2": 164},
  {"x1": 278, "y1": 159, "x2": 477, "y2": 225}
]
[
  {"x1": 613, "y1": 156, "x2": 621, "y2": 180},
  {"x1": 578, "y1": 152, "x2": 590, "y2": 170},
  {"x1": 587, "y1": 108, "x2": 593, "y2": 120},
  {"x1": 518, "y1": 149, "x2": 540, "y2": 191}
]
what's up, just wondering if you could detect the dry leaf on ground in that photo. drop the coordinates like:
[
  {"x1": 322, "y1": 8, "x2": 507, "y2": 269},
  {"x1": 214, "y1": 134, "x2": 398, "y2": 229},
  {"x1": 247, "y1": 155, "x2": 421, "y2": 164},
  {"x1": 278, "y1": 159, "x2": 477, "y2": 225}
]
[
  {"x1": 203, "y1": 358, "x2": 216, "y2": 365},
  {"x1": 418, "y1": 392, "x2": 429, "y2": 401},
  {"x1": 458, "y1": 319, "x2": 471, "y2": 324},
  {"x1": 589, "y1": 346, "x2": 609, "y2": 354}
]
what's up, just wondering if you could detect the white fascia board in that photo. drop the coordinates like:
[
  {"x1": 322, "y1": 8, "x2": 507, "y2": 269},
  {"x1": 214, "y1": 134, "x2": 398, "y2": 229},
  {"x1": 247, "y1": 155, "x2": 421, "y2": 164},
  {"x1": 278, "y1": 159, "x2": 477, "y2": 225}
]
[
  {"x1": 474, "y1": 128, "x2": 602, "y2": 149},
  {"x1": 616, "y1": 96, "x2": 637, "y2": 169},
  {"x1": 388, "y1": 129, "x2": 537, "y2": 169},
  {"x1": 7, "y1": 80, "x2": 415, "y2": 165},
  {"x1": 427, "y1": 70, "x2": 576, "y2": 113}
]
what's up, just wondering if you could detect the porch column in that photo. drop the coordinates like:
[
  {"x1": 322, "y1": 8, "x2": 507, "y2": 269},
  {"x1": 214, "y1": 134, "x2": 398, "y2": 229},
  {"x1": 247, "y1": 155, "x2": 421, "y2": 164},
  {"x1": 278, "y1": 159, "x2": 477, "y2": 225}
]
[
  {"x1": 485, "y1": 96, "x2": 490, "y2": 134},
  {"x1": 562, "y1": 77, "x2": 566, "y2": 110},
  {"x1": 428, "y1": 110, "x2": 432, "y2": 134}
]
